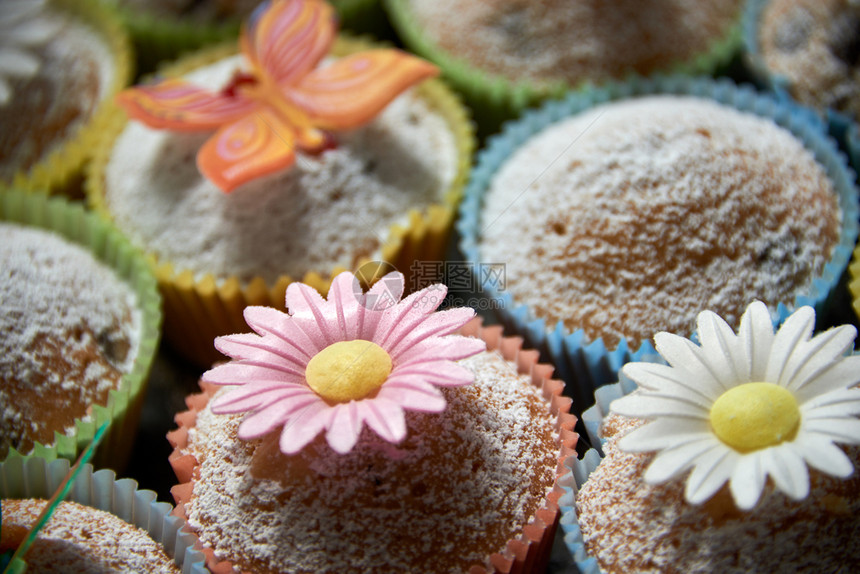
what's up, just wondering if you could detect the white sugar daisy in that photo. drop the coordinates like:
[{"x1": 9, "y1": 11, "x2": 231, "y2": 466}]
[
  {"x1": 0, "y1": 0, "x2": 61, "y2": 106},
  {"x1": 611, "y1": 300, "x2": 860, "y2": 510}
]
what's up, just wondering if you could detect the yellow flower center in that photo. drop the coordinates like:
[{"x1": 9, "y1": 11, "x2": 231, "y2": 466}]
[
  {"x1": 710, "y1": 382, "x2": 800, "y2": 452},
  {"x1": 305, "y1": 340, "x2": 392, "y2": 403}
]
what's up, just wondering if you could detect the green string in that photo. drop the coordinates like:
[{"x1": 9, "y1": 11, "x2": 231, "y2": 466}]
[{"x1": 2, "y1": 422, "x2": 111, "y2": 574}]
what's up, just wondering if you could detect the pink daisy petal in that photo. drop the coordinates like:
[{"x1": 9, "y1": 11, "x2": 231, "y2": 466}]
[
  {"x1": 386, "y1": 307, "x2": 478, "y2": 359},
  {"x1": 361, "y1": 398, "x2": 407, "y2": 443},
  {"x1": 242, "y1": 307, "x2": 318, "y2": 360},
  {"x1": 396, "y1": 335, "x2": 486, "y2": 366},
  {"x1": 373, "y1": 284, "x2": 448, "y2": 348},
  {"x1": 279, "y1": 401, "x2": 333, "y2": 454},
  {"x1": 211, "y1": 383, "x2": 312, "y2": 414},
  {"x1": 377, "y1": 379, "x2": 446, "y2": 411},
  {"x1": 325, "y1": 271, "x2": 363, "y2": 340},
  {"x1": 390, "y1": 361, "x2": 475, "y2": 387},
  {"x1": 214, "y1": 333, "x2": 307, "y2": 375},
  {"x1": 325, "y1": 402, "x2": 364, "y2": 454},
  {"x1": 237, "y1": 392, "x2": 322, "y2": 439},
  {"x1": 353, "y1": 272, "x2": 405, "y2": 339},
  {"x1": 203, "y1": 361, "x2": 303, "y2": 387}
]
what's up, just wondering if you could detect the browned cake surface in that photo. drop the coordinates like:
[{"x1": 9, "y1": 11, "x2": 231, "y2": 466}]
[
  {"x1": 182, "y1": 350, "x2": 560, "y2": 573},
  {"x1": 0, "y1": 224, "x2": 140, "y2": 457},
  {"x1": 1, "y1": 499, "x2": 180, "y2": 573}
]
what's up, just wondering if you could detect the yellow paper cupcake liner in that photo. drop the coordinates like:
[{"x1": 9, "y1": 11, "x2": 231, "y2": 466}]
[
  {"x1": 382, "y1": 0, "x2": 744, "y2": 140},
  {"x1": 87, "y1": 37, "x2": 474, "y2": 369},
  {"x1": 6, "y1": 0, "x2": 133, "y2": 198},
  {"x1": 166, "y1": 319, "x2": 577, "y2": 574},
  {"x1": 0, "y1": 189, "x2": 162, "y2": 472}
]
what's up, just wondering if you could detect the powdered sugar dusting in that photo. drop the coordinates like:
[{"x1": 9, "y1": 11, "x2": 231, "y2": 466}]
[
  {"x1": 0, "y1": 224, "x2": 141, "y2": 456},
  {"x1": 479, "y1": 95, "x2": 840, "y2": 347},
  {"x1": 406, "y1": 0, "x2": 742, "y2": 85},
  {"x1": 183, "y1": 350, "x2": 559, "y2": 573},
  {"x1": 576, "y1": 413, "x2": 860, "y2": 573},
  {"x1": 105, "y1": 56, "x2": 457, "y2": 285},
  {"x1": 1, "y1": 499, "x2": 180, "y2": 573}
]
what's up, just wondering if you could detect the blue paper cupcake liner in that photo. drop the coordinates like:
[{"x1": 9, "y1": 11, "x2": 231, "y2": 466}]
[
  {"x1": 0, "y1": 457, "x2": 206, "y2": 573},
  {"x1": 457, "y1": 74, "x2": 860, "y2": 416}
]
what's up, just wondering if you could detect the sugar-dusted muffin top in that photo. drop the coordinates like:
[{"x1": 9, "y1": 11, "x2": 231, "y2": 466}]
[
  {"x1": 479, "y1": 95, "x2": 841, "y2": 348},
  {"x1": 406, "y1": 0, "x2": 742, "y2": 85},
  {"x1": 0, "y1": 499, "x2": 180, "y2": 573},
  {"x1": 181, "y1": 350, "x2": 559, "y2": 573},
  {"x1": 0, "y1": 223, "x2": 141, "y2": 457},
  {"x1": 576, "y1": 412, "x2": 860, "y2": 573},
  {"x1": 759, "y1": 0, "x2": 860, "y2": 119},
  {"x1": 0, "y1": 1, "x2": 115, "y2": 183},
  {"x1": 104, "y1": 55, "x2": 457, "y2": 285}
]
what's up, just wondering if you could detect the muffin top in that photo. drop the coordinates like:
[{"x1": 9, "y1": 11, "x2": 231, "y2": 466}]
[
  {"x1": 478, "y1": 95, "x2": 840, "y2": 348},
  {"x1": 0, "y1": 0, "x2": 116, "y2": 183},
  {"x1": 0, "y1": 223, "x2": 141, "y2": 457},
  {"x1": 1, "y1": 499, "x2": 180, "y2": 573},
  {"x1": 406, "y1": 0, "x2": 742, "y2": 85},
  {"x1": 105, "y1": 55, "x2": 457, "y2": 284},
  {"x1": 181, "y1": 350, "x2": 560, "y2": 573},
  {"x1": 759, "y1": 0, "x2": 860, "y2": 119}
]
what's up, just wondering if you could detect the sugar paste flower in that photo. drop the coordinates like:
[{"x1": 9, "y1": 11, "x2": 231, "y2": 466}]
[
  {"x1": 0, "y1": 0, "x2": 61, "y2": 106},
  {"x1": 611, "y1": 300, "x2": 860, "y2": 510},
  {"x1": 116, "y1": 0, "x2": 438, "y2": 192},
  {"x1": 203, "y1": 271, "x2": 486, "y2": 454}
]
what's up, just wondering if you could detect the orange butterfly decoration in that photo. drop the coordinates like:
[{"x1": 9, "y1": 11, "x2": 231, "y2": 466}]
[{"x1": 116, "y1": 0, "x2": 439, "y2": 192}]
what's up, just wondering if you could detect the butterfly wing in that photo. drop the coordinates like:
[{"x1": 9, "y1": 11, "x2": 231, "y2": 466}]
[
  {"x1": 197, "y1": 107, "x2": 297, "y2": 192},
  {"x1": 286, "y1": 50, "x2": 438, "y2": 130},
  {"x1": 241, "y1": 0, "x2": 336, "y2": 87},
  {"x1": 117, "y1": 78, "x2": 256, "y2": 131}
]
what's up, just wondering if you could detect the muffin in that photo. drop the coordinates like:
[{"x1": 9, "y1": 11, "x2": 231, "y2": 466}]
[
  {"x1": 457, "y1": 76, "x2": 859, "y2": 413},
  {"x1": 88, "y1": 0, "x2": 473, "y2": 368},
  {"x1": 0, "y1": 457, "x2": 205, "y2": 573},
  {"x1": 0, "y1": 188, "x2": 161, "y2": 468},
  {"x1": 562, "y1": 301, "x2": 860, "y2": 573},
  {"x1": 748, "y1": 0, "x2": 860, "y2": 120},
  {"x1": 167, "y1": 271, "x2": 577, "y2": 573},
  {"x1": 0, "y1": 0, "x2": 132, "y2": 195},
  {"x1": 384, "y1": 0, "x2": 744, "y2": 137}
]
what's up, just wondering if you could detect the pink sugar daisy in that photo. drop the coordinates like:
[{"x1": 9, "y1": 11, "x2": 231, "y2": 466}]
[{"x1": 204, "y1": 271, "x2": 486, "y2": 454}]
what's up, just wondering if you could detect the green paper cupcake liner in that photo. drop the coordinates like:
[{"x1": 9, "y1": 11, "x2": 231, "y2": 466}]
[
  {"x1": 457, "y1": 75, "x2": 860, "y2": 418},
  {"x1": 5, "y1": 0, "x2": 134, "y2": 197},
  {"x1": 383, "y1": 0, "x2": 744, "y2": 140},
  {"x1": 0, "y1": 457, "x2": 206, "y2": 573},
  {"x1": 0, "y1": 189, "x2": 162, "y2": 471}
]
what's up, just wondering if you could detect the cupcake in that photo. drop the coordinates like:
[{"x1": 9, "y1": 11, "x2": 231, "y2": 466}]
[
  {"x1": 384, "y1": 0, "x2": 745, "y2": 138},
  {"x1": 0, "y1": 188, "x2": 161, "y2": 469},
  {"x1": 746, "y1": 0, "x2": 860, "y2": 122},
  {"x1": 87, "y1": 0, "x2": 473, "y2": 368},
  {"x1": 457, "y1": 76, "x2": 859, "y2": 414},
  {"x1": 0, "y1": 457, "x2": 205, "y2": 573},
  {"x1": 167, "y1": 271, "x2": 577, "y2": 573},
  {"x1": 561, "y1": 301, "x2": 860, "y2": 572},
  {"x1": 0, "y1": 0, "x2": 132, "y2": 196}
]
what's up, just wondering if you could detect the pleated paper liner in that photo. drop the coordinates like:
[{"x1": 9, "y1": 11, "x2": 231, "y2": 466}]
[
  {"x1": 0, "y1": 457, "x2": 206, "y2": 573},
  {"x1": 457, "y1": 75, "x2": 860, "y2": 418},
  {"x1": 166, "y1": 318, "x2": 577, "y2": 574},
  {"x1": 86, "y1": 36, "x2": 475, "y2": 369},
  {"x1": 0, "y1": 188, "x2": 162, "y2": 472},
  {"x1": 6, "y1": 0, "x2": 133, "y2": 198},
  {"x1": 382, "y1": 0, "x2": 744, "y2": 140}
]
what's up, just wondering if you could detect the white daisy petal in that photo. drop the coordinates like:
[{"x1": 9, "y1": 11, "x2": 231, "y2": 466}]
[
  {"x1": 738, "y1": 300, "x2": 775, "y2": 381},
  {"x1": 793, "y1": 432, "x2": 855, "y2": 478},
  {"x1": 0, "y1": 48, "x2": 40, "y2": 77},
  {"x1": 696, "y1": 309, "x2": 748, "y2": 387},
  {"x1": 762, "y1": 444, "x2": 809, "y2": 501},
  {"x1": 802, "y1": 417, "x2": 860, "y2": 444},
  {"x1": 782, "y1": 325, "x2": 858, "y2": 394},
  {"x1": 622, "y1": 362, "x2": 722, "y2": 403},
  {"x1": 685, "y1": 446, "x2": 738, "y2": 505},
  {"x1": 0, "y1": 80, "x2": 11, "y2": 106},
  {"x1": 766, "y1": 306, "x2": 815, "y2": 387},
  {"x1": 801, "y1": 387, "x2": 860, "y2": 419},
  {"x1": 730, "y1": 454, "x2": 766, "y2": 510},
  {"x1": 793, "y1": 356, "x2": 860, "y2": 403},
  {"x1": 653, "y1": 332, "x2": 724, "y2": 390},
  {"x1": 616, "y1": 417, "x2": 712, "y2": 452},
  {"x1": 644, "y1": 437, "x2": 719, "y2": 484},
  {"x1": 610, "y1": 393, "x2": 710, "y2": 420}
]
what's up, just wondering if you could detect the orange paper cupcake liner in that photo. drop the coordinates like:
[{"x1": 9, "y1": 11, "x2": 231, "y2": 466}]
[
  {"x1": 87, "y1": 37, "x2": 475, "y2": 369},
  {"x1": 166, "y1": 318, "x2": 577, "y2": 574}
]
